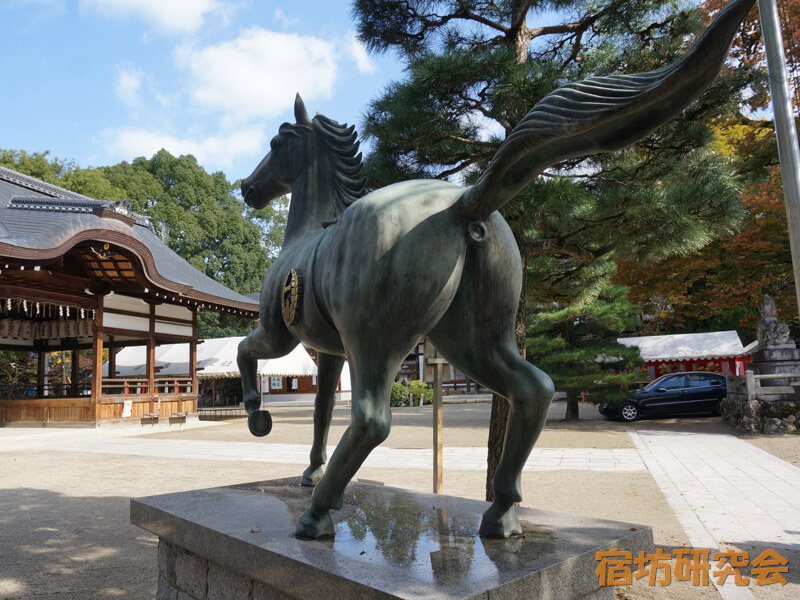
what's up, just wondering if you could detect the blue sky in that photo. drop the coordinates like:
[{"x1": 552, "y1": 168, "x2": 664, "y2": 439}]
[{"x1": 1, "y1": 0, "x2": 404, "y2": 181}]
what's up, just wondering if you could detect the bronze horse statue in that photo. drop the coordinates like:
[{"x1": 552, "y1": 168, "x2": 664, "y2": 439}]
[{"x1": 238, "y1": 0, "x2": 754, "y2": 539}]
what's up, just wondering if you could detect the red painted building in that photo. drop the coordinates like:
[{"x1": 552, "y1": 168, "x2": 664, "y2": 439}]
[{"x1": 618, "y1": 331, "x2": 753, "y2": 380}]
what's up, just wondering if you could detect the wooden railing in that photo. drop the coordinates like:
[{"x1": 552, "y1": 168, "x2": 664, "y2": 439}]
[
  {"x1": 100, "y1": 377, "x2": 193, "y2": 397},
  {"x1": 154, "y1": 378, "x2": 193, "y2": 395},
  {"x1": 102, "y1": 378, "x2": 150, "y2": 396},
  {"x1": 1, "y1": 382, "x2": 91, "y2": 400}
]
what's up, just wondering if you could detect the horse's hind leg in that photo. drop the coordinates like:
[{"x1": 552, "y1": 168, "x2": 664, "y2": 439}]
[
  {"x1": 428, "y1": 213, "x2": 554, "y2": 537},
  {"x1": 478, "y1": 351, "x2": 553, "y2": 537},
  {"x1": 296, "y1": 350, "x2": 401, "y2": 538},
  {"x1": 302, "y1": 353, "x2": 346, "y2": 486},
  {"x1": 430, "y1": 326, "x2": 553, "y2": 537}
]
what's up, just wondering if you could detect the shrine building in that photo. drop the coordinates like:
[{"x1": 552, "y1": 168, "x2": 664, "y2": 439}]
[{"x1": 0, "y1": 166, "x2": 259, "y2": 425}]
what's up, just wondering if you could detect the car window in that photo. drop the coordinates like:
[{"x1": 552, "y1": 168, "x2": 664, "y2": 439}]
[
  {"x1": 660, "y1": 375, "x2": 687, "y2": 389},
  {"x1": 644, "y1": 374, "x2": 675, "y2": 390},
  {"x1": 687, "y1": 374, "x2": 711, "y2": 387}
]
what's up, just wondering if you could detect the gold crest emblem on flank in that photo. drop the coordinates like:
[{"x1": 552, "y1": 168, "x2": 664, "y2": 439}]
[{"x1": 281, "y1": 269, "x2": 303, "y2": 326}]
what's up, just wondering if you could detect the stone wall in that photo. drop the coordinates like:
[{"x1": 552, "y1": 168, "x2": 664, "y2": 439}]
[
  {"x1": 156, "y1": 540, "x2": 296, "y2": 600},
  {"x1": 721, "y1": 396, "x2": 799, "y2": 434},
  {"x1": 722, "y1": 370, "x2": 800, "y2": 434}
]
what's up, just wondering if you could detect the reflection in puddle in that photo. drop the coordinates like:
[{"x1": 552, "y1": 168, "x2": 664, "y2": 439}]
[
  {"x1": 332, "y1": 488, "x2": 556, "y2": 585},
  {"x1": 235, "y1": 479, "x2": 557, "y2": 586}
]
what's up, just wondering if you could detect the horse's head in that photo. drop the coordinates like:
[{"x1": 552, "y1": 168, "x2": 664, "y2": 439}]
[{"x1": 241, "y1": 94, "x2": 313, "y2": 209}]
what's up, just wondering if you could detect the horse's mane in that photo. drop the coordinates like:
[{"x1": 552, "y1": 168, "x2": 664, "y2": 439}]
[{"x1": 312, "y1": 114, "x2": 365, "y2": 214}]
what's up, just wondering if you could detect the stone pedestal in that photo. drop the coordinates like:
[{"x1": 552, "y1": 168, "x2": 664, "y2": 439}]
[
  {"x1": 723, "y1": 343, "x2": 800, "y2": 433},
  {"x1": 751, "y1": 346, "x2": 800, "y2": 389},
  {"x1": 131, "y1": 477, "x2": 653, "y2": 600}
]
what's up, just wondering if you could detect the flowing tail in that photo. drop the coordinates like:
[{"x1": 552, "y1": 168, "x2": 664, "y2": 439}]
[{"x1": 459, "y1": 0, "x2": 756, "y2": 220}]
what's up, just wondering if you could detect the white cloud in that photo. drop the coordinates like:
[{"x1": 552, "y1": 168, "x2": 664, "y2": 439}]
[
  {"x1": 463, "y1": 111, "x2": 506, "y2": 142},
  {"x1": 174, "y1": 27, "x2": 338, "y2": 126},
  {"x1": 79, "y1": 0, "x2": 231, "y2": 35},
  {"x1": 348, "y1": 34, "x2": 376, "y2": 74},
  {"x1": 114, "y1": 62, "x2": 143, "y2": 106},
  {"x1": 273, "y1": 8, "x2": 298, "y2": 29},
  {"x1": 104, "y1": 126, "x2": 267, "y2": 170}
]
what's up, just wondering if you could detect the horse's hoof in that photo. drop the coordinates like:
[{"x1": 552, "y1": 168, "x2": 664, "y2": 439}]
[
  {"x1": 301, "y1": 465, "x2": 323, "y2": 487},
  {"x1": 247, "y1": 410, "x2": 272, "y2": 437},
  {"x1": 295, "y1": 508, "x2": 334, "y2": 539},
  {"x1": 479, "y1": 502, "x2": 522, "y2": 538}
]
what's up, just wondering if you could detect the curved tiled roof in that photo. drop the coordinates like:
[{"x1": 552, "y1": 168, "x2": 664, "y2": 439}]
[{"x1": 0, "y1": 165, "x2": 259, "y2": 315}]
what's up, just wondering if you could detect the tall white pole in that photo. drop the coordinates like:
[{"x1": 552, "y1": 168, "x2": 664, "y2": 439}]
[{"x1": 757, "y1": 0, "x2": 800, "y2": 317}]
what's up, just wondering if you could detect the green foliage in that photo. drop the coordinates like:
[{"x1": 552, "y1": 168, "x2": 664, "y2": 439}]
[
  {"x1": 618, "y1": 116, "x2": 798, "y2": 342},
  {"x1": 354, "y1": 0, "x2": 758, "y2": 310},
  {"x1": 1, "y1": 148, "x2": 288, "y2": 338},
  {"x1": 409, "y1": 379, "x2": 433, "y2": 405},
  {"x1": 389, "y1": 379, "x2": 433, "y2": 406},
  {"x1": 0, "y1": 351, "x2": 37, "y2": 389},
  {"x1": 246, "y1": 195, "x2": 289, "y2": 259},
  {"x1": 99, "y1": 151, "x2": 273, "y2": 297},
  {"x1": 197, "y1": 312, "x2": 255, "y2": 338},
  {"x1": 390, "y1": 381, "x2": 408, "y2": 406},
  {"x1": 526, "y1": 285, "x2": 644, "y2": 411}
]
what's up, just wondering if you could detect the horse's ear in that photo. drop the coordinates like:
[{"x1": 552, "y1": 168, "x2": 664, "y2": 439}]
[{"x1": 294, "y1": 94, "x2": 311, "y2": 125}]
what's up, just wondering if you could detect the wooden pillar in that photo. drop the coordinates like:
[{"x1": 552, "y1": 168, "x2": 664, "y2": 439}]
[
  {"x1": 147, "y1": 303, "x2": 156, "y2": 405},
  {"x1": 108, "y1": 335, "x2": 116, "y2": 378},
  {"x1": 426, "y1": 340, "x2": 447, "y2": 495},
  {"x1": 432, "y1": 361, "x2": 444, "y2": 494},
  {"x1": 189, "y1": 309, "x2": 198, "y2": 412},
  {"x1": 70, "y1": 341, "x2": 79, "y2": 398},
  {"x1": 91, "y1": 296, "x2": 104, "y2": 421},
  {"x1": 37, "y1": 350, "x2": 45, "y2": 398}
]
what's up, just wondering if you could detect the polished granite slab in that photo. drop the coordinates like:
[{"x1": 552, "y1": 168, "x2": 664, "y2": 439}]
[{"x1": 131, "y1": 477, "x2": 653, "y2": 599}]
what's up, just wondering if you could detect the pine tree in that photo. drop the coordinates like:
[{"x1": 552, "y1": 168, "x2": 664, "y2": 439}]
[
  {"x1": 526, "y1": 285, "x2": 644, "y2": 420},
  {"x1": 353, "y1": 0, "x2": 760, "y2": 499}
]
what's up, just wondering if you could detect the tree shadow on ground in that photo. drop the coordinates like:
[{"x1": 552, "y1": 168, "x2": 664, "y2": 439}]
[
  {"x1": 266, "y1": 404, "x2": 494, "y2": 431},
  {"x1": 547, "y1": 413, "x2": 738, "y2": 435},
  {"x1": 0, "y1": 488, "x2": 157, "y2": 599}
]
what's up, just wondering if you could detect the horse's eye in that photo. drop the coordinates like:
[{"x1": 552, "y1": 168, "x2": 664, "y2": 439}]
[{"x1": 269, "y1": 135, "x2": 283, "y2": 151}]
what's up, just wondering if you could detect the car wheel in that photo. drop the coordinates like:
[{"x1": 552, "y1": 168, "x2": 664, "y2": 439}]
[{"x1": 619, "y1": 401, "x2": 640, "y2": 422}]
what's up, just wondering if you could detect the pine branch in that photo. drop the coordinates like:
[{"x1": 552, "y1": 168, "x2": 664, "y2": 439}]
[{"x1": 456, "y1": 0, "x2": 509, "y2": 34}]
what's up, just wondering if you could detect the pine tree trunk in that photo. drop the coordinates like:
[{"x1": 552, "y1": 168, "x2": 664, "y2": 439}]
[{"x1": 565, "y1": 388, "x2": 580, "y2": 421}]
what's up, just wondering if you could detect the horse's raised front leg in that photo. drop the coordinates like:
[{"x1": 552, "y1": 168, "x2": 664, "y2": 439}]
[
  {"x1": 295, "y1": 353, "x2": 399, "y2": 538},
  {"x1": 302, "y1": 353, "x2": 346, "y2": 487},
  {"x1": 237, "y1": 326, "x2": 297, "y2": 416}
]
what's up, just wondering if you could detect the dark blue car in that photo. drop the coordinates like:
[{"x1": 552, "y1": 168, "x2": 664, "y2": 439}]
[{"x1": 599, "y1": 372, "x2": 728, "y2": 422}]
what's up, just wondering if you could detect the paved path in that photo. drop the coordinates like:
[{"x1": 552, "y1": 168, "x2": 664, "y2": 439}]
[
  {"x1": 630, "y1": 430, "x2": 800, "y2": 600},
  {"x1": 0, "y1": 426, "x2": 645, "y2": 472},
  {"x1": 630, "y1": 430, "x2": 800, "y2": 552}
]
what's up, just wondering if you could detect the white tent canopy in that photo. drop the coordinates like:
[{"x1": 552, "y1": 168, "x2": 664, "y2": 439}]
[
  {"x1": 105, "y1": 336, "x2": 318, "y2": 379},
  {"x1": 617, "y1": 331, "x2": 746, "y2": 361}
]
